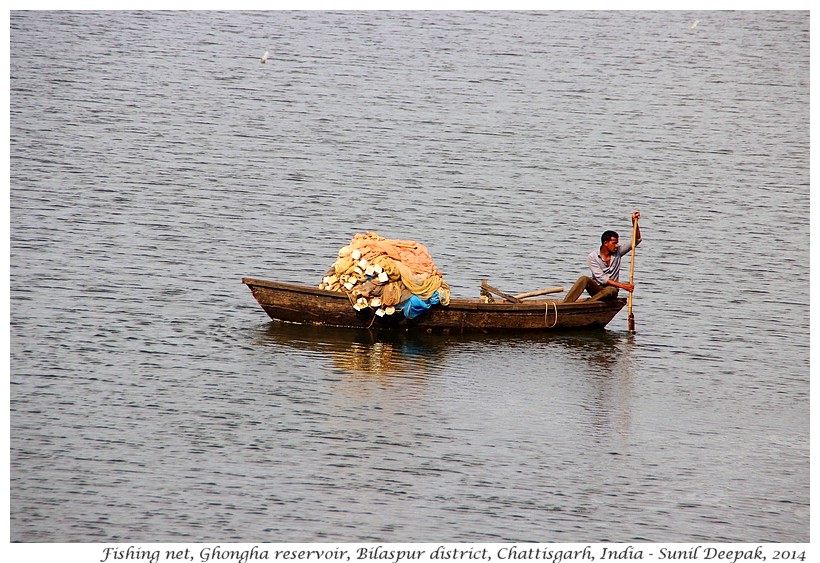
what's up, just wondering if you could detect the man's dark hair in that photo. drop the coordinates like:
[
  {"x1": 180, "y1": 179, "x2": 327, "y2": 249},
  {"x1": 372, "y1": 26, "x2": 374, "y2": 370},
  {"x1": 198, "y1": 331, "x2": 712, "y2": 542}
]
[{"x1": 601, "y1": 230, "x2": 619, "y2": 245}]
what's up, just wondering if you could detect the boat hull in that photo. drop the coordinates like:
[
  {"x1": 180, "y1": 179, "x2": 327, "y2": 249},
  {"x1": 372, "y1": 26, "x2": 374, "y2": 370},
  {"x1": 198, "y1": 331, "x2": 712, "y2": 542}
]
[{"x1": 243, "y1": 278, "x2": 625, "y2": 334}]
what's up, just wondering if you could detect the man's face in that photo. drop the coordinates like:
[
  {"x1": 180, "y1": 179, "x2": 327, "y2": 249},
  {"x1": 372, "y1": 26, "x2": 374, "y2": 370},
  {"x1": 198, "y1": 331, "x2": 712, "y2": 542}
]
[{"x1": 604, "y1": 237, "x2": 619, "y2": 252}]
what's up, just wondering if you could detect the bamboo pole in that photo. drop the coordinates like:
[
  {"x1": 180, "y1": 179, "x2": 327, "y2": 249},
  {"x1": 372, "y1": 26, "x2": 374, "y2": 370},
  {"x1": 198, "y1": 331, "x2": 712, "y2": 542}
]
[
  {"x1": 627, "y1": 217, "x2": 639, "y2": 333},
  {"x1": 513, "y1": 287, "x2": 565, "y2": 299}
]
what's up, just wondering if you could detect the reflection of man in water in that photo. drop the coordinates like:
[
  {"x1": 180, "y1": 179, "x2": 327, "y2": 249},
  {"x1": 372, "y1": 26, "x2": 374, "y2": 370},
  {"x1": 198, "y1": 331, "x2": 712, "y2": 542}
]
[{"x1": 564, "y1": 210, "x2": 641, "y2": 303}]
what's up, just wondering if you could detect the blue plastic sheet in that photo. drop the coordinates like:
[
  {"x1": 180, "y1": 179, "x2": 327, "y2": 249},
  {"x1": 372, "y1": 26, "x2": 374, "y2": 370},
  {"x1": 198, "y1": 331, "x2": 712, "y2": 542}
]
[{"x1": 402, "y1": 292, "x2": 441, "y2": 319}]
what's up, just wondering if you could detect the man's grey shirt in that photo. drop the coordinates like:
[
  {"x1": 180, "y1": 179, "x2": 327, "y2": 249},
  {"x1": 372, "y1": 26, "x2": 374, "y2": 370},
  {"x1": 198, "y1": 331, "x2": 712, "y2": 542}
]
[{"x1": 588, "y1": 238, "x2": 641, "y2": 285}]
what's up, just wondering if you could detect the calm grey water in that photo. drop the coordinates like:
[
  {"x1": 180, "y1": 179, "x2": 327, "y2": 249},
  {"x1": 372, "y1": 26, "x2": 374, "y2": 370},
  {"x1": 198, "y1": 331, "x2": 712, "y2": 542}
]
[{"x1": 10, "y1": 10, "x2": 809, "y2": 543}]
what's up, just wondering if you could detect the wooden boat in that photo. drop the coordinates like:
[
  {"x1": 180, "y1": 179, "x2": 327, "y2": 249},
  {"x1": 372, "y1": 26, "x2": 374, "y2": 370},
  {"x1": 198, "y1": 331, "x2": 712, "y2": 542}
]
[{"x1": 242, "y1": 277, "x2": 626, "y2": 334}]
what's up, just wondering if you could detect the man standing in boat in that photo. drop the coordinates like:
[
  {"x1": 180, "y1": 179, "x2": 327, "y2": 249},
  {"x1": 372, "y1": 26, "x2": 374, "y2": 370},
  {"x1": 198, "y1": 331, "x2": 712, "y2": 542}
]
[{"x1": 564, "y1": 210, "x2": 641, "y2": 302}]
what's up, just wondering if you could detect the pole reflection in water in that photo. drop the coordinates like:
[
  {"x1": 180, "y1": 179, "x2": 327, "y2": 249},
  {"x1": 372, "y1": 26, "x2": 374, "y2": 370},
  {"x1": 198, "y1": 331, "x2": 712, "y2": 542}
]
[{"x1": 556, "y1": 332, "x2": 637, "y2": 440}]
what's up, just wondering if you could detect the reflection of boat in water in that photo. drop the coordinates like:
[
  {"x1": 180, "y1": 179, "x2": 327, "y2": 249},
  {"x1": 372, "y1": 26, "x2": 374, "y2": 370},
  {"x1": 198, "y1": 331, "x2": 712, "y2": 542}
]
[
  {"x1": 243, "y1": 278, "x2": 626, "y2": 334},
  {"x1": 257, "y1": 321, "x2": 629, "y2": 377},
  {"x1": 258, "y1": 322, "x2": 448, "y2": 376},
  {"x1": 258, "y1": 322, "x2": 636, "y2": 436}
]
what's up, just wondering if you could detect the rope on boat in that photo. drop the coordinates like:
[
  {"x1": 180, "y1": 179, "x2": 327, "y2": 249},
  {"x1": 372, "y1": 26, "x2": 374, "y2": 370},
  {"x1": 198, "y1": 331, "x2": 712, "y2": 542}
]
[{"x1": 545, "y1": 302, "x2": 558, "y2": 328}]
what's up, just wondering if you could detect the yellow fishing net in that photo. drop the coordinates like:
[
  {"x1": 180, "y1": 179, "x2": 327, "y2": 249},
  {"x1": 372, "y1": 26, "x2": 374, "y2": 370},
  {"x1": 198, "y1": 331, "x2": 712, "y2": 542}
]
[{"x1": 319, "y1": 232, "x2": 450, "y2": 315}]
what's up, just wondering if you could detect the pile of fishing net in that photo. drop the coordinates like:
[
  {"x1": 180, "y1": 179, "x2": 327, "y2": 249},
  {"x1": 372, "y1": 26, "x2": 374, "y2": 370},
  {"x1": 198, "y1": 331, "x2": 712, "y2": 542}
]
[{"x1": 319, "y1": 232, "x2": 451, "y2": 319}]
